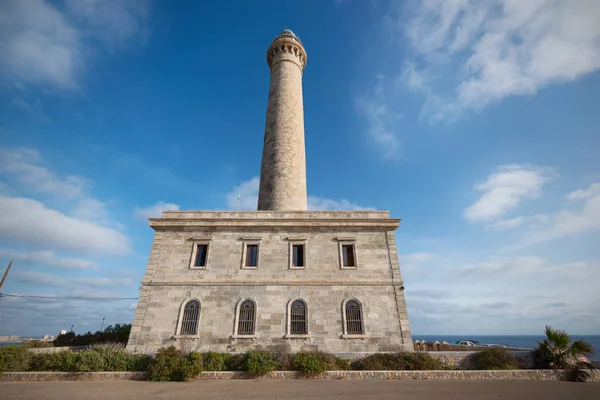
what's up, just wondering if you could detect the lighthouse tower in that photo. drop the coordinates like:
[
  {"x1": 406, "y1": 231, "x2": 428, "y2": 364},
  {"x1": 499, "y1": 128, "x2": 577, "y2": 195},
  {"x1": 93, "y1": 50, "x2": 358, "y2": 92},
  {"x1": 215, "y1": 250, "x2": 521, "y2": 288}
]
[{"x1": 258, "y1": 29, "x2": 308, "y2": 211}]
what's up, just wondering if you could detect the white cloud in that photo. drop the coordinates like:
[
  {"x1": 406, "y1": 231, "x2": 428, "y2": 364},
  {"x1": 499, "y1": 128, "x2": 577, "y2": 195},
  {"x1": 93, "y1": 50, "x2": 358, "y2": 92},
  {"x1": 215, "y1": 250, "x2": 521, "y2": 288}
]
[
  {"x1": 307, "y1": 197, "x2": 369, "y2": 211},
  {"x1": 0, "y1": 0, "x2": 149, "y2": 89},
  {"x1": 401, "y1": 252, "x2": 434, "y2": 270},
  {"x1": 403, "y1": 253, "x2": 600, "y2": 334},
  {"x1": 0, "y1": 147, "x2": 86, "y2": 198},
  {"x1": 0, "y1": 294, "x2": 136, "y2": 336},
  {"x1": 355, "y1": 77, "x2": 402, "y2": 158},
  {"x1": 14, "y1": 270, "x2": 134, "y2": 289},
  {"x1": 226, "y1": 177, "x2": 260, "y2": 210},
  {"x1": 226, "y1": 177, "x2": 369, "y2": 211},
  {"x1": 66, "y1": 0, "x2": 149, "y2": 48},
  {"x1": 486, "y1": 216, "x2": 523, "y2": 231},
  {"x1": 464, "y1": 164, "x2": 555, "y2": 221},
  {"x1": 0, "y1": 0, "x2": 81, "y2": 89},
  {"x1": 398, "y1": 0, "x2": 600, "y2": 121},
  {"x1": 0, "y1": 250, "x2": 96, "y2": 270},
  {"x1": 134, "y1": 201, "x2": 180, "y2": 220},
  {"x1": 523, "y1": 191, "x2": 600, "y2": 245},
  {"x1": 0, "y1": 196, "x2": 131, "y2": 256},
  {"x1": 566, "y1": 182, "x2": 600, "y2": 200},
  {"x1": 72, "y1": 198, "x2": 109, "y2": 221}
]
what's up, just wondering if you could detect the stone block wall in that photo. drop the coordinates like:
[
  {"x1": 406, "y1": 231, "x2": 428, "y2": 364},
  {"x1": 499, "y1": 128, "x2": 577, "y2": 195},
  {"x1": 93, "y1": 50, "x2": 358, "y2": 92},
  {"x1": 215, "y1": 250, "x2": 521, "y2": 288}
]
[{"x1": 127, "y1": 211, "x2": 412, "y2": 354}]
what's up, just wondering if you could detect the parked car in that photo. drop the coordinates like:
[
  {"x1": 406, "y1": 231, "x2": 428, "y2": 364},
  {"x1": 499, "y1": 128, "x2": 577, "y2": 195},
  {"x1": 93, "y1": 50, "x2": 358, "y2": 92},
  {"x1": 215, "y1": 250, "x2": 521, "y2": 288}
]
[
  {"x1": 451, "y1": 340, "x2": 482, "y2": 346},
  {"x1": 451, "y1": 340, "x2": 507, "y2": 348}
]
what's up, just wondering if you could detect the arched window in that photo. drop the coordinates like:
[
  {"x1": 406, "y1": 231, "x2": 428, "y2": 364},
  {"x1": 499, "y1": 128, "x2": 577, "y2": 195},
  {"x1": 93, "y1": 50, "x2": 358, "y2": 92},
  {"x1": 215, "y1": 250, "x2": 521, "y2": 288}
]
[
  {"x1": 290, "y1": 299, "x2": 307, "y2": 334},
  {"x1": 237, "y1": 300, "x2": 256, "y2": 335},
  {"x1": 180, "y1": 300, "x2": 200, "y2": 335},
  {"x1": 345, "y1": 299, "x2": 363, "y2": 335}
]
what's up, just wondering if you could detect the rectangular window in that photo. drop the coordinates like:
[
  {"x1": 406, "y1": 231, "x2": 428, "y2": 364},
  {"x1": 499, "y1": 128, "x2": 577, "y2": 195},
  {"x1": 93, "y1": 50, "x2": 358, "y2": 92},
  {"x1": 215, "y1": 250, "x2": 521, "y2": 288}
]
[
  {"x1": 245, "y1": 244, "x2": 258, "y2": 267},
  {"x1": 195, "y1": 244, "x2": 208, "y2": 267},
  {"x1": 292, "y1": 244, "x2": 304, "y2": 267},
  {"x1": 342, "y1": 244, "x2": 355, "y2": 267}
]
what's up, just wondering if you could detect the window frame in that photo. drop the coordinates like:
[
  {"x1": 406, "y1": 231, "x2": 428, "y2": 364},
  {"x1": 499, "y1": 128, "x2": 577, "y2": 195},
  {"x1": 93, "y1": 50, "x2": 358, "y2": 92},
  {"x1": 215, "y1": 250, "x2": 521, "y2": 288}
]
[
  {"x1": 336, "y1": 238, "x2": 358, "y2": 269},
  {"x1": 285, "y1": 298, "x2": 309, "y2": 338},
  {"x1": 287, "y1": 238, "x2": 308, "y2": 269},
  {"x1": 341, "y1": 298, "x2": 367, "y2": 338},
  {"x1": 174, "y1": 298, "x2": 202, "y2": 339},
  {"x1": 189, "y1": 240, "x2": 211, "y2": 270},
  {"x1": 240, "y1": 238, "x2": 262, "y2": 269},
  {"x1": 232, "y1": 298, "x2": 258, "y2": 339}
]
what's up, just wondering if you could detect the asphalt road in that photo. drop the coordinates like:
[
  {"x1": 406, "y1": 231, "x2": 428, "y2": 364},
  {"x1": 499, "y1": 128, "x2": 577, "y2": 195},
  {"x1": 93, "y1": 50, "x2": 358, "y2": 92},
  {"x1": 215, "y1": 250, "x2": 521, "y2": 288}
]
[{"x1": 0, "y1": 380, "x2": 599, "y2": 400}]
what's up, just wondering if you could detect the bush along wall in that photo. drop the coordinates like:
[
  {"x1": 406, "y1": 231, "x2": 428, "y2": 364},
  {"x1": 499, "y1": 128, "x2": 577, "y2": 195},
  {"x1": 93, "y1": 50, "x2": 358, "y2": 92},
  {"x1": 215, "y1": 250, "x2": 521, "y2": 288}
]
[{"x1": 1, "y1": 345, "x2": 595, "y2": 382}]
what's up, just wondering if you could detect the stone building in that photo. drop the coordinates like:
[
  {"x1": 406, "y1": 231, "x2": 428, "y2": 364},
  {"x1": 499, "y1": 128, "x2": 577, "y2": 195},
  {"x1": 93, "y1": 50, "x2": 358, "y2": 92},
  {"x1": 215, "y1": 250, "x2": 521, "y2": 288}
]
[{"x1": 126, "y1": 30, "x2": 413, "y2": 354}]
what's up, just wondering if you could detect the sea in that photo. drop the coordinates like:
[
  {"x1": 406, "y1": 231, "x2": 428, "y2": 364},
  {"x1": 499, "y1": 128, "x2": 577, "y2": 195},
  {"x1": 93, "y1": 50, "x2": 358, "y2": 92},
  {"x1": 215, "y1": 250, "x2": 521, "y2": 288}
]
[{"x1": 413, "y1": 335, "x2": 600, "y2": 361}]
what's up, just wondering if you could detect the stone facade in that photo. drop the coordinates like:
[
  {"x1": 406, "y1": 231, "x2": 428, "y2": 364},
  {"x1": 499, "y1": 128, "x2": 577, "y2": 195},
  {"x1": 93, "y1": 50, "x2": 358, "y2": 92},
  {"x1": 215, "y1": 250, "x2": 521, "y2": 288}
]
[
  {"x1": 126, "y1": 211, "x2": 412, "y2": 354},
  {"x1": 258, "y1": 30, "x2": 308, "y2": 211}
]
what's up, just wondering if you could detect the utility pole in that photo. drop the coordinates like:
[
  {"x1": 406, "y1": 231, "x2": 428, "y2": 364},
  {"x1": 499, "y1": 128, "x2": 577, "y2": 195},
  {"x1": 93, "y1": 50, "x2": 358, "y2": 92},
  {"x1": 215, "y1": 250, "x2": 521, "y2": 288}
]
[
  {"x1": 0, "y1": 260, "x2": 13, "y2": 292},
  {"x1": 100, "y1": 317, "x2": 105, "y2": 331}
]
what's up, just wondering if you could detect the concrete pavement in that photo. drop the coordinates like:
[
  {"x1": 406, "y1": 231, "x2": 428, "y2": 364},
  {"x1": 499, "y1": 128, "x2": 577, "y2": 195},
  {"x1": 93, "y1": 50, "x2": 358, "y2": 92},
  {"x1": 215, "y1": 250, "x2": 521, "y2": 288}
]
[{"x1": 0, "y1": 380, "x2": 599, "y2": 399}]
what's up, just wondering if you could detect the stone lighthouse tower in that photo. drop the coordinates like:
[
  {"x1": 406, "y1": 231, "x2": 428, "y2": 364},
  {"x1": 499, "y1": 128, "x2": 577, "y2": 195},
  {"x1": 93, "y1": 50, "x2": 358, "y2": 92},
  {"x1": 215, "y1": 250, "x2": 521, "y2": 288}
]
[
  {"x1": 127, "y1": 29, "x2": 413, "y2": 355},
  {"x1": 258, "y1": 29, "x2": 308, "y2": 211}
]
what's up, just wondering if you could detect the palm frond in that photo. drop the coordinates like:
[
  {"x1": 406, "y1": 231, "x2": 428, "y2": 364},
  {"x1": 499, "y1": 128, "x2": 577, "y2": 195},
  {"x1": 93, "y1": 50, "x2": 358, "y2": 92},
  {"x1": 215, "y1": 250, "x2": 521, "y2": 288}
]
[
  {"x1": 544, "y1": 326, "x2": 570, "y2": 349},
  {"x1": 568, "y1": 339, "x2": 594, "y2": 357}
]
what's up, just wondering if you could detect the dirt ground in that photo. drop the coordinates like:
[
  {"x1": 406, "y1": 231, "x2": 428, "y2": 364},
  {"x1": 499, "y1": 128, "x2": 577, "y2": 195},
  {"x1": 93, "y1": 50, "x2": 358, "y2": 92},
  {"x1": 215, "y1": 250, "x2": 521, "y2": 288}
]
[{"x1": 1, "y1": 379, "x2": 599, "y2": 400}]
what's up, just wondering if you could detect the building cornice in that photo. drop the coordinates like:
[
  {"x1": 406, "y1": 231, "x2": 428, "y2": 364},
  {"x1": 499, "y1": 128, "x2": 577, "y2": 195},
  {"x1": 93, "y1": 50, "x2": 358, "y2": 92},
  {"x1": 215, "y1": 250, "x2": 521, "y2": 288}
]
[
  {"x1": 149, "y1": 211, "x2": 401, "y2": 230},
  {"x1": 142, "y1": 280, "x2": 405, "y2": 287}
]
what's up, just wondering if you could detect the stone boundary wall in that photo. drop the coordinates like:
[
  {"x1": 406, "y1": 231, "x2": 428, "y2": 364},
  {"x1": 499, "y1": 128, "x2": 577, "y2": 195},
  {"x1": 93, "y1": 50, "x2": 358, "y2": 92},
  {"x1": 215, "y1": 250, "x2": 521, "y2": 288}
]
[
  {"x1": 0, "y1": 372, "x2": 147, "y2": 382},
  {"x1": 28, "y1": 346, "x2": 87, "y2": 354},
  {"x1": 426, "y1": 351, "x2": 534, "y2": 369},
  {"x1": 2, "y1": 370, "x2": 598, "y2": 382}
]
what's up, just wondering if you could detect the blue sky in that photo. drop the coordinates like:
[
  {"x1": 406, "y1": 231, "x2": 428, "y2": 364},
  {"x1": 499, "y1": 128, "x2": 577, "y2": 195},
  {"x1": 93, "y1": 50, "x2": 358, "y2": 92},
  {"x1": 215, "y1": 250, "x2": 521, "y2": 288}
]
[{"x1": 1, "y1": 0, "x2": 599, "y2": 337}]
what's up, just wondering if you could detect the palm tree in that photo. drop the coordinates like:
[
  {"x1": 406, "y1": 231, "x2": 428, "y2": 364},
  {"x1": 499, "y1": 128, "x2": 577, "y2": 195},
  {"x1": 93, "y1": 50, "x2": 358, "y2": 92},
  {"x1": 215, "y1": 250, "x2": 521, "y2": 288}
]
[{"x1": 534, "y1": 326, "x2": 595, "y2": 382}]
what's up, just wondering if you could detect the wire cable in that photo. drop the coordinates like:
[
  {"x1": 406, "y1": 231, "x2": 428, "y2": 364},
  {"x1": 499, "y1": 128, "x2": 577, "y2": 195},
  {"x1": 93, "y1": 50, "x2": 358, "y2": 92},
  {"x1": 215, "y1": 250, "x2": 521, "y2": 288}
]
[{"x1": 0, "y1": 293, "x2": 139, "y2": 301}]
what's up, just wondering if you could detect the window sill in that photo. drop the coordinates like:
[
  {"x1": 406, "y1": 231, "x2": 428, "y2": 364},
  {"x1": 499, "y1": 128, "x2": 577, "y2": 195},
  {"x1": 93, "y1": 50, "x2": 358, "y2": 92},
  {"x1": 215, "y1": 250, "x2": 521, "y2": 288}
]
[
  {"x1": 340, "y1": 266, "x2": 358, "y2": 270},
  {"x1": 189, "y1": 266, "x2": 207, "y2": 270},
  {"x1": 173, "y1": 335, "x2": 200, "y2": 340},
  {"x1": 284, "y1": 334, "x2": 310, "y2": 340},
  {"x1": 289, "y1": 266, "x2": 306, "y2": 270},
  {"x1": 241, "y1": 266, "x2": 258, "y2": 270},
  {"x1": 232, "y1": 335, "x2": 257, "y2": 340},
  {"x1": 341, "y1": 334, "x2": 368, "y2": 339}
]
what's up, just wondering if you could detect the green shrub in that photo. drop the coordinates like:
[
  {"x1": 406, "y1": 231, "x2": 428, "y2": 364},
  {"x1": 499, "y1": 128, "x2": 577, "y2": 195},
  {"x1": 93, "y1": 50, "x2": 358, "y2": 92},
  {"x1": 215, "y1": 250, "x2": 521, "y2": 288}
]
[
  {"x1": 0, "y1": 346, "x2": 31, "y2": 373},
  {"x1": 292, "y1": 352, "x2": 329, "y2": 375},
  {"x1": 129, "y1": 354, "x2": 152, "y2": 371},
  {"x1": 22, "y1": 341, "x2": 53, "y2": 348},
  {"x1": 329, "y1": 354, "x2": 351, "y2": 371},
  {"x1": 400, "y1": 353, "x2": 443, "y2": 370},
  {"x1": 186, "y1": 352, "x2": 204, "y2": 378},
  {"x1": 29, "y1": 351, "x2": 71, "y2": 371},
  {"x1": 147, "y1": 346, "x2": 189, "y2": 381},
  {"x1": 274, "y1": 352, "x2": 293, "y2": 371},
  {"x1": 353, "y1": 352, "x2": 443, "y2": 371},
  {"x1": 225, "y1": 354, "x2": 246, "y2": 371},
  {"x1": 202, "y1": 351, "x2": 227, "y2": 371},
  {"x1": 28, "y1": 345, "x2": 150, "y2": 373},
  {"x1": 244, "y1": 351, "x2": 277, "y2": 375},
  {"x1": 472, "y1": 348, "x2": 517, "y2": 370},
  {"x1": 352, "y1": 353, "x2": 398, "y2": 370},
  {"x1": 291, "y1": 352, "x2": 350, "y2": 375}
]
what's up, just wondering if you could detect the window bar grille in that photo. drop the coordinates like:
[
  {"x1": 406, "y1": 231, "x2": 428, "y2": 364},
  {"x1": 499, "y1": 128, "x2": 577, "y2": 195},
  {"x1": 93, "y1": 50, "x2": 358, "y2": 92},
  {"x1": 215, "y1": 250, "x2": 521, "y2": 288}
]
[
  {"x1": 238, "y1": 300, "x2": 255, "y2": 335},
  {"x1": 290, "y1": 300, "x2": 307, "y2": 334},
  {"x1": 180, "y1": 300, "x2": 200, "y2": 335},
  {"x1": 345, "y1": 300, "x2": 363, "y2": 334}
]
